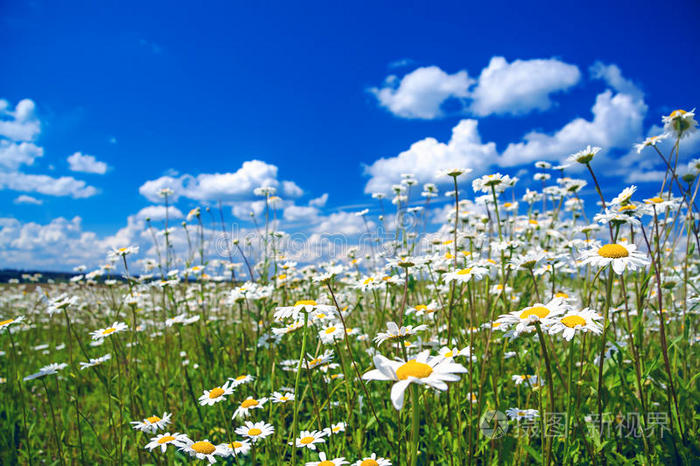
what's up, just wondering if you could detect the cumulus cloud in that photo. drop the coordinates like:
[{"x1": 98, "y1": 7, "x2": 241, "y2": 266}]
[
  {"x1": 363, "y1": 119, "x2": 497, "y2": 193},
  {"x1": 283, "y1": 205, "x2": 319, "y2": 221},
  {"x1": 67, "y1": 152, "x2": 108, "y2": 174},
  {"x1": 136, "y1": 205, "x2": 184, "y2": 221},
  {"x1": 0, "y1": 141, "x2": 43, "y2": 170},
  {"x1": 0, "y1": 99, "x2": 41, "y2": 141},
  {"x1": 500, "y1": 67, "x2": 646, "y2": 166},
  {"x1": 371, "y1": 57, "x2": 581, "y2": 119},
  {"x1": 370, "y1": 66, "x2": 473, "y2": 119},
  {"x1": 13, "y1": 194, "x2": 42, "y2": 205},
  {"x1": 0, "y1": 98, "x2": 99, "y2": 199},
  {"x1": 309, "y1": 193, "x2": 328, "y2": 207},
  {"x1": 469, "y1": 57, "x2": 581, "y2": 116},
  {"x1": 139, "y1": 160, "x2": 300, "y2": 203},
  {"x1": 282, "y1": 180, "x2": 303, "y2": 197},
  {"x1": 0, "y1": 172, "x2": 98, "y2": 198}
]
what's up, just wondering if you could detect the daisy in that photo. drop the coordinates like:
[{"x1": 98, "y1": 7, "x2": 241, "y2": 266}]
[
  {"x1": 472, "y1": 173, "x2": 513, "y2": 194},
  {"x1": 352, "y1": 453, "x2": 392, "y2": 466},
  {"x1": 512, "y1": 374, "x2": 538, "y2": 386},
  {"x1": 274, "y1": 300, "x2": 336, "y2": 321},
  {"x1": 442, "y1": 266, "x2": 489, "y2": 284},
  {"x1": 407, "y1": 302, "x2": 439, "y2": 318},
  {"x1": 319, "y1": 323, "x2": 344, "y2": 344},
  {"x1": 271, "y1": 391, "x2": 295, "y2": 403},
  {"x1": 109, "y1": 246, "x2": 139, "y2": 259},
  {"x1": 179, "y1": 438, "x2": 226, "y2": 464},
  {"x1": 235, "y1": 421, "x2": 275, "y2": 443},
  {"x1": 505, "y1": 408, "x2": 539, "y2": 421},
  {"x1": 609, "y1": 186, "x2": 637, "y2": 206},
  {"x1": 373, "y1": 322, "x2": 428, "y2": 345},
  {"x1": 578, "y1": 242, "x2": 649, "y2": 275},
  {"x1": 232, "y1": 396, "x2": 268, "y2": 419},
  {"x1": 131, "y1": 412, "x2": 172, "y2": 433},
  {"x1": 199, "y1": 381, "x2": 234, "y2": 406},
  {"x1": 306, "y1": 451, "x2": 349, "y2": 466},
  {"x1": 217, "y1": 439, "x2": 251, "y2": 457},
  {"x1": 145, "y1": 432, "x2": 189, "y2": 453},
  {"x1": 437, "y1": 346, "x2": 472, "y2": 361},
  {"x1": 566, "y1": 145, "x2": 601, "y2": 165},
  {"x1": 634, "y1": 134, "x2": 667, "y2": 153},
  {"x1": 294, "y1": 430, "x2": 326, "y2": 450},
  {"x1": 438, "y1": 167, "x2": 472, "y2": 178},
  {"x1": 0, "y1": 315, "x2": 24, "y2": 332},
  {"x1": 662, "y1": 108, "x2": 697, "y2": 139},
  {"x1": 547, "y1": 308, "x2": 603, "y2": 341},
  {"x1": 362, "y1": 350, "x2": 468, "y2": 410},
  {"x1": 79, "y1": 353, "x2": 111, "y2": 370},
  {"x1": 305, "y1": 350, "x2": 335, "y2": 370},
  {"x1": 323, "y1": 422, "x2": 346, "y2": 436},
  {"x1": 229, "y1": 374, "x2": 254, "y2": 387},
  {"x1": 23, "y1": 362, "x2": 68, "y2": 381},
  {"x1": 90, "y1": 321, "x2": 128, "y2": 340},
  {"x1": 495, "y1": 299, "x2": 567, "y2": 337}
]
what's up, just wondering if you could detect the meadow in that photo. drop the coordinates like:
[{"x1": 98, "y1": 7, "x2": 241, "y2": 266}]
[{"x1": 1, "y1": 109, "x2": 699, "y2": 465}]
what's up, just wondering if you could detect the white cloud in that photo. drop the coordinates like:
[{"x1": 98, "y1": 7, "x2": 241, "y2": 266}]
[
  {"x1": 136, "y1": 205, "x2": 184, "y2": 221},
  {"x1": 283, "y1": 205, "x2": 319, "y2": 221},
  {"x1": 0, "y1": 141, "x2": 43, "y2": 170},
  {"x1": 500, "y1": 87, "x2": 646, "y2": 166},
  {"x1": 589, "y1": 62, "x2": 643, "y2": 98},
  {"x1": 13, "y1": 194, "x2": 42, "y2": 205},
  {"x1": 0, "y1": 172, "x2": 98, "y2": 198},
  {"x1": 309, "y1": 193, "x2": 328, "y2": 207},
  {"x1": 370, "y1": 66, "x2": 473, "y2": 119},
  {"x1": 469, "y1": 57, "x2": 581, "y2": 116},
  {"x1": 0, "y1": 99, "x2": 40, "y2": 142},
  {"x1": 363, "y1": 119, "x2": 497, "y2": 193},
  {"x1": 139, "y1": 160, "x2": 294, "y2": 203},
  {"x1": 282, "y1": 180, "x2": 303, "y2": 198},
  {"x1": 67, "y1": 152, "x2": 108, "y2": 174}
]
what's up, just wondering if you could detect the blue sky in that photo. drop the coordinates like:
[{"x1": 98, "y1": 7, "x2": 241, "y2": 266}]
[{"x1": 1, "y1": 0, "x2": 700, "y2": 271}]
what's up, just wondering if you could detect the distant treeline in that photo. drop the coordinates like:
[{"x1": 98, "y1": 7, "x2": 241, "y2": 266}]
[{"x1": 0, "y1": 269, "x2": 127, "y2": 284}]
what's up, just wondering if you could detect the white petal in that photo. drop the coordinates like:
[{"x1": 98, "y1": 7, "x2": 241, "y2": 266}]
[{"x1": 391, "y1": 379, "x2": 411, "y2": 410}]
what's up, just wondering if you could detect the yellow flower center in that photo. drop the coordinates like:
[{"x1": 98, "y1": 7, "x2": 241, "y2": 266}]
[
  {"x1": 363, "y1": 277, "x2": 374, "y2": 285},
  {"x1": 209, "y1": 387, "x2": 225, "y2": 399},
  {"x1": 325, "y1": 327, "x2": 337, "y2": 334},
  {"x1": 300, "y1": 436, "x2": 315, "y2": 444},
  {"x1": 561, "y1": 315, "x2": 586, "y2": 328},
  {"x1": 248, "y1": 428, "x2": 262, "y2": 436},
  {"x1": 444, "y1": 351, "x2": 454, "y2": 358},
  {"x1": 241, "y1": 399, "x2": 258, "y2": 408},
  {"x1": 319, "y1": 461, "x2": 335, "y2": 466},
  {"x1": 332, "y1": 426, "x2": 341, "y2": 432},
  {"x1": 146, "y1": 416, "x2": 161, "y2": 423},
  {"x1": 456, "y1": 268, "x2": 472, "y2": 275},
  {"x1": 554, "y1": 292, "x2": 569, "y2": 298},
  {"x1": 102, "y1": 327, "x2": 117, "y2": 335},
  {"x1": 529, "y1": 219, "x2": 538, "y2": 225},
  {"x1": 415, "y1": 304, "x2": 427, "y2": 311},
  {"x1": 396, "y1": 360, "x2": 433, "y2": 380},
  {"x1": 157, "y1": 435, "x2": 175, "y2": 444},
  {"x1": 230, "y1": 441, "x2": 243, "y2": 449},
  {"x1": 280, "y1": 396, "x2": 289, "y2": 401},
  {"x1": 361, "y1": 460, "x2": 379, "y2": 466},
  {"x1": 309, "y1": 358, "x2": 322, "y2": 366},
  {"x1": 235, "y1": 375, "x2": 248, "y2": 381},
  {"x1": 295, "y1": 300, "x2": 317, "y2": 306},
  {"x1": 191, "y1": 441, "x2": 216, "y2": 454},
  {"x1": 597, "y1": 244, "x2": 629, "y2": 258},
  {"x1": 618, "y1": 205, "x2": 636, "y2": 212},
  {"x1": 0, "y1": 319, "x2": 14, "y2": 327},
  {"x1": 670, "y1": 109, "x2": 687, "y2": 117},
  {"x1": 645, "y1": 196, "x2": 664, "y2": 204},
  {"x1": 518, "y1": 411, "x2": 525, "y2": 416},
  {"x1": 520, "y1": 306, "x2": 549, "y2": 319},
  {"x1": 503, "y1": 202, "x2": 512, "y2": 207}
]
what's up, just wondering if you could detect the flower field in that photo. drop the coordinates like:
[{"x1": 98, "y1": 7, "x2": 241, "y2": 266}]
[{"x1": 1, "y1": 109, "x2": 699, "y2": 465}]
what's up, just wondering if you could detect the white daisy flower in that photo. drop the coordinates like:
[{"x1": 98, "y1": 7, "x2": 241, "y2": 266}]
[
  {"x1": 232, "y1": 396, "x2": 268, "y2": 419},
  {"x1": 130, "y1": 412, "x2": 172, "y2": 433},
  {"x1": 271, "y1": 391, "x2": 295, "y2": 403},
  {"x1": 274, "y1": 300, "x2": 336, "y2": 321},
  {"x1": 442, "y1": 266, "x2": 489, "y2": 284},
  {"x1": 199, "y1": 381, "x2": 234, "y2": 406},
  {"x1": 662, "y1": 108, "x2": 697, "y2": 139},
  {"x1": 294, "y1": 430, "x2": 326, "y2": 450},
  {"x1": 323, "y1": 422, "x2": 346, "y2": 436},
  {"x1": 578, "y1": 242, "x2": 649, "y2": 275},
  {"x1": 217, "y1": 439, "x2": 251, "y2": 457},
  {"x1": 547, "y1": 308, "x2": 603, "y2": 341},
  {"x1": 145, "y1": 432, "x2": 189, "y2": 452},
  {"x1": 373, "y1": 322, "x2": 428, "y2": 345},
  {"x1": 505, "y1": 408, "x2": 539, "y2": 421},
  {"x1": 178, "y1": 438, "x2": 226, "y2": 464},
  {"x1": 235, "y1": 421, "x2": 275, "y2": 443},
  {"x1": 90, "y1": 321, "x2": 128, "y2": 340},
  {"x1": 352, "y1": 453, "x2": 392, "y2": 466},
  {"x1": 495, "y1": 299, "x2": 567, "y2": 337},
  {"x1": 228, "y1": 374, "x2": 254, "y2": 387},
  {"x1": 566, "y1": 145, "x2": 601, "y2": 165},
  {"x1": 362, "y1": 350, "x2": 468, "y2": 410},
  {"x1": 318, "y1": 323, "x2": 344, "y2": 344},
  {"x1": 79, "y1": 353, "x2": 111, "y2": 370},
  {"x1": 306, "y1": 451, "x2": 349, "y2": 466}
]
